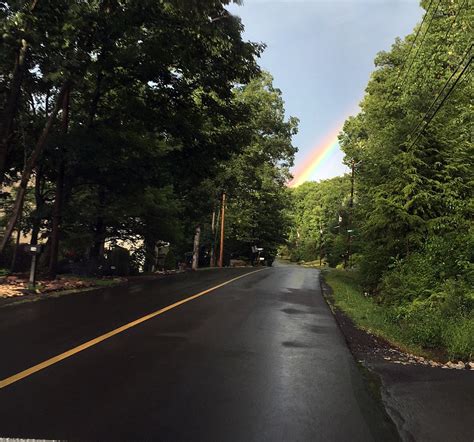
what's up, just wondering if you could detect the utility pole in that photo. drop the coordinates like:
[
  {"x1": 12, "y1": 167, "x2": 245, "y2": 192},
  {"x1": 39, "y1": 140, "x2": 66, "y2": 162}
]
[
  {"x1": 319, "y1": 224, "x2": 323, "y2": 267},
  {"x1": 319, "y1": 202, "x2": 323, "y2": 267},
  {"x1": 209, "y1": 209, "x2": 216, "y2": 267},
  {"x1": 218, "y1": 192, "x2": 226, "y2": 268},
  {"x1": 347, "y1": 159, "x2": 357, "y2": 269}
]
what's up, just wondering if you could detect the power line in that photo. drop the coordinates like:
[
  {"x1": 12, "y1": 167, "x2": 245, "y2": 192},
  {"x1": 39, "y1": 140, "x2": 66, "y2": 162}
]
[
  {"x1": 407, "y1": 52, "x2": 472, "y2": 150},
  {"x1": 409, "y1": 0, "x2": 469, "y2": 93},
  {"x1": 406, "y1": 43, "x2": 473, "y2": 143},
  {"x1": 399, "y1": 0, "x2": 442, "y2": 87},
  {"x1": 382, "y1": 0, "x2": 437, "y2": 110},
  {"x1": 441, "y1": 0, "x2": 469, "y2": 46}
]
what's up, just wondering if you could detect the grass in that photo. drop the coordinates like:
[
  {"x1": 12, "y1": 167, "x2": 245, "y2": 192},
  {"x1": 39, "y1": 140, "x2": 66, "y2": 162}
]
[
  {"x1": 323, "y1": 269, "x2": 428, "y2": 358},
  {"x1": 299, "y1": 260, "x2": 328, "y2": 269},
  {"x1": 325, "y1": 270, "x2": 474, "y2": 361}
]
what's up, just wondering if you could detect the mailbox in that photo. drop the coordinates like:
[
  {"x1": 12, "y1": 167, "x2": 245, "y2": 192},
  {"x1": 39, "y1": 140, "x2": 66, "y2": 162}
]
[{"x1": 25, "y1": 244, "x2": 44, "y2": 254}]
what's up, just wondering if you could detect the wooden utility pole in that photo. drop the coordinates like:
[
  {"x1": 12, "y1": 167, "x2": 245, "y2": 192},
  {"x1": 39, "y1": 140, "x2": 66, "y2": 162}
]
[
  {"x1": 210, "y1": 209, "x2": 216, "y2": 267},
  {"x1": 218, "y1": 192, "x2": 226, "y2": 268},
  {"x1": 319, "y1": 224, "x2": 323, "y2": 267},
  {"x1": 347, "y1": 159, "x2": 355, "y2": 268}
]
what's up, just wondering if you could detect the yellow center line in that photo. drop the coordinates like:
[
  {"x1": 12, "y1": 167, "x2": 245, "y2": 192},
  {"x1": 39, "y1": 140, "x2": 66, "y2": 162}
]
[{"x1": 0, "y1": 268, "x2": 266, "y2": 390}]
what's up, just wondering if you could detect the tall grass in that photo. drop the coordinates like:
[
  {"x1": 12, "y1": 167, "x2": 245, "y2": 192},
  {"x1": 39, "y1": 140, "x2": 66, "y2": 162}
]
[{"x1": 323, "y1": 269, "x2": 473, "y2": 361}]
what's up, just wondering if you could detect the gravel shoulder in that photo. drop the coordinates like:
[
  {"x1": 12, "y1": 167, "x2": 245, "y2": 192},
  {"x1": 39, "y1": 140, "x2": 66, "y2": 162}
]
[{"x1": 321, "y1": 277, "x2": 474, "y2": 442}]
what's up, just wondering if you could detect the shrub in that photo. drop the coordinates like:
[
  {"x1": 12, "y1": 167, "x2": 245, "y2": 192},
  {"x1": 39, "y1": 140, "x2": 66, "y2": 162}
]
[
  {"x1": 399, "y1": 301, "x2": 445, "y2": 348},
  {"x1": 391, "y1": 278, "x2": 473, "y2": 356},
  {"x1": 444, "y1": 317, "x2": 474, "y2": 360},
  {"x1": 326, "y1": 234, "x2": 347, "y2": 268},
  {"x1": 164, "y1": 248, "x2": 176, "y2": 270},
  {"x1": 380, "y1": 254, "x2": 436, "y2": 305},
  {"x1": 357, "y1": 246, "x2": 391, "y2": 293}
]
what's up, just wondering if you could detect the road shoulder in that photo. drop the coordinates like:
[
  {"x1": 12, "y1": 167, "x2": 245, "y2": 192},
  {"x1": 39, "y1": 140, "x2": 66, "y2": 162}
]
[{"x1": 320, "y1": 277, "x2": 474, "y2": 442}]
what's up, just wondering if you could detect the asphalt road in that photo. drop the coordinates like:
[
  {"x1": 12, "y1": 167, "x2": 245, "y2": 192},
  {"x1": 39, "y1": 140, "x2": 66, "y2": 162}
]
[{"x1": 0, "y1": 264, "x2": 398, "y2": 441}]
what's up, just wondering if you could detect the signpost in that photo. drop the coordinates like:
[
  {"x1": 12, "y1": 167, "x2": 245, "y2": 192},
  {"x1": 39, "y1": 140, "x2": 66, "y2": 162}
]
[{"x1": 25, "y1": 244, "x2": 43, "y2": 290}]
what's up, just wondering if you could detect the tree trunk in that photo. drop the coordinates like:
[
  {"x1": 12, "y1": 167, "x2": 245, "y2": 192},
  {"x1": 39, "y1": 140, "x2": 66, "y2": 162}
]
[
  {"x1": 0, "y1": 39, "x2": 29, "y2": 183},
  {"x1": 90, "y1": 216, "x2": 106, "y2": 259},
  {"x1": 143, "y1": 237, "x2": 156, "y2": 273},
  {"x1": 30, "y1": 166, "x2": 44, "y2": 246},
  {"x1": 88, "y1": 71, "x2": 103, "y2": 128},
  {"x1": 0, "y1": 0, "x2": 39, "y2": 183},
  {"x1": 0, "y1": 80, "x2": 71, "y2": 256},
  {"x1": 89, "y1": 185, "x2": 107, "y2": 262},
  {"x1": 192, "y1": 226, "x2": 201, "y2": 271},
  {"x1": 10, "y1": 220, "x2": 22, "y2": 273},
  {"x1": 48, "y1": 87, "x2": 70, "y2": 279}
]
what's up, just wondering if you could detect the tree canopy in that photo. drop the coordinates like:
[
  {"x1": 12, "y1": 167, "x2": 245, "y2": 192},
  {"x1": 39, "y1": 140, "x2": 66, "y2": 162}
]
[{"x1": 0, "y1": 0, "x2": 297, "y2": 275}]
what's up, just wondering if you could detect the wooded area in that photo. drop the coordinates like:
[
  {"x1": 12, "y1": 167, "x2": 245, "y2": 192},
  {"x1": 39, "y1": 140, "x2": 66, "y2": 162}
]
[
  {"x1": 286, "y1": 0, "x2": 473, "y2": 359},
  {"x1": 0, "y1": 0, "x2": 297, "y2": 277},
  {"x1": 1, "y1": 0, "x2": 472, "y2": 358}
]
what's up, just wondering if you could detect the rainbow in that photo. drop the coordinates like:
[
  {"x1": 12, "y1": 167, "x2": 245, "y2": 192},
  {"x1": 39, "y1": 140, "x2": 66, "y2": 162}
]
[{"x1": 288, "y1": 126, "x2": 342, "y2": 188}]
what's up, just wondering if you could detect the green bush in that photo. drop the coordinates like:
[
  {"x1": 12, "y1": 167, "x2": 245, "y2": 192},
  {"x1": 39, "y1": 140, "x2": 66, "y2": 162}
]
[
  {"x1": 380, "y1": 255, "x2": 435, "y2": 304},
  {"x1": 325, "y1": 268, "x2": 474, "y2": 360},
  {"x1": 326, "y1": 234, "x2": 347, "y2": 268},
  {"x1": 393, "y1": 279, "x2": 473, "y2": 352},
  {"x1": 444, "y1": 317, "x2": 474, "y2": 360},
  {"x1": 398, "y1": 300, "x2": 444, "y2": 348},
  {"x1": 357, "y1": 246, "x2": 392, "y2": 293},
  {"x1": 164, "y1": 248, "x2": 176, "y2": 270}
]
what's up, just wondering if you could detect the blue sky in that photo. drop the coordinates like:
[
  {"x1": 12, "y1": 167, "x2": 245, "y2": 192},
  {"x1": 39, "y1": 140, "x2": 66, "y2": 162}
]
[{"x1": 227, "y1": 0, "x2": 423, "y2": 181}]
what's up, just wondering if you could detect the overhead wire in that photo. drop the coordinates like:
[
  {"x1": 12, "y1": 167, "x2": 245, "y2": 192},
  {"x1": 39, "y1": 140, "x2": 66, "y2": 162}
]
[
  {"x1": 405, "y1": 43, "x2": 473, "y2": 144},
  {"x1": 398, "y1": 0, "x2": 442, "y2": 87},
  {"x1": 409, "y1": 0, "x2": 470, "y2": 95},
  {"x1": 382, "y1": 0, "x2": 437, "y2": 110},
  {"x1": 406, "y1": 50, "x2": 473, "y2": 150}
]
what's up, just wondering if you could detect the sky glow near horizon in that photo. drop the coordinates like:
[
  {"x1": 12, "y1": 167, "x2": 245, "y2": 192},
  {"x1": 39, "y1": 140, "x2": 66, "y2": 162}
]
[{"x1": 228, "y1": 0, "x2": 423, "y2": 185}]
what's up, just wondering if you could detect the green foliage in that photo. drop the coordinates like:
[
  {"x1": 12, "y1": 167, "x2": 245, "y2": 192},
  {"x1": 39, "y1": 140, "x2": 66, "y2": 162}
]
[
  {"x1": 338, "y1": 0, "x2": 473, "y2": 289},
  {"x1": 286, "y1": 177, "x2": 352, "y2": 266},
  {"x1": 324, "y1": 269, "x2": 410, "y2": 351},
  {"x1": 1, "y1": 1, "x2": 298, "y2": 274},
  {"x1": 217, "y1": 72, "x2": 298, "y2": 260},
  {"x1": 316, "y1": 0, "x2": 474, "y2": 357},
  {"x1": 164, "y1": 248, "x2": 177, "y2": 271},
  {"x1": 325, "y1": 269, "x2": 474, "y2": 360},
  {"x1": 444, "y1": 319, "x2": 474, "y2": 361}
]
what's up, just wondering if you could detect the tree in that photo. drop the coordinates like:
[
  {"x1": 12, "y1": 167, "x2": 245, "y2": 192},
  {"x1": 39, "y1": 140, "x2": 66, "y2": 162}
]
[
  {"x1": 286, "y1": 177, "x2": 351, "y2": 265},
  {"x1": 338, "y1": 0, "x2": 473, "y2": 293},
  {"x1": 0, "y1": 0, "x2": 266, "y2": 273},
  {"x1": 216, "y1": 72, "x2": 298, "y2": 261}
]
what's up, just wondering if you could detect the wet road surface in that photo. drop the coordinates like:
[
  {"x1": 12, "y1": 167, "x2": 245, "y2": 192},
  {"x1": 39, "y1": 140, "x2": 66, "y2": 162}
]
[{"x1": 0, "y1": 264, "x2": 397, "y2": 440}]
